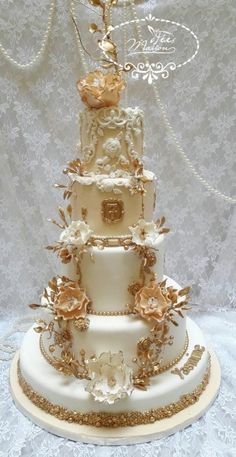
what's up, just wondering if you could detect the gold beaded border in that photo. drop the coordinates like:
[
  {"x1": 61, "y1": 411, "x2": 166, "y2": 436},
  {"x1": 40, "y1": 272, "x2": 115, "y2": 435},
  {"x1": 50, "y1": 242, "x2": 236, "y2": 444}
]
[
  {"x1": 39, "y1": 332, "x2": 189, "y2": 379},
  {"x1": 17, "y1": 356, "x2": 211, "y2": 428},
  {"x1": 87, "y1": 308, "x2": 133, "y2": 316}
]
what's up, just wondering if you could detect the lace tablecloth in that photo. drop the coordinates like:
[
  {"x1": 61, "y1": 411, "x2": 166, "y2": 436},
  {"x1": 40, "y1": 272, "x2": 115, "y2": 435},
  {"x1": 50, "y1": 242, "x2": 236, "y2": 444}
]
[{"x1": 0, "y1": 311, "x2": 236, "y2": 457}]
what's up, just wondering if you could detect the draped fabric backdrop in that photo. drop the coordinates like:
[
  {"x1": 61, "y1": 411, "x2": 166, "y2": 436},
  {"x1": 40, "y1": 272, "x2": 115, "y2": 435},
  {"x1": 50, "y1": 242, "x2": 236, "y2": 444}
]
[{"x1": 0, "y1": 0, "x2": 235, "y2": 456}]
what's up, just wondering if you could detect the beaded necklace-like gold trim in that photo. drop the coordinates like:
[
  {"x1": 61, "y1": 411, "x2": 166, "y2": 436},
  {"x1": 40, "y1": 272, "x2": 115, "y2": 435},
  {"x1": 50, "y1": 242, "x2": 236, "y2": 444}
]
[
  {"x1": 17, "y1": 356, "x2": 210, "y2": 428},
  {"x1": 87, "y1": 309, "x2": 133, "y2": 316},
  {"x1": 39, "y1": 332, "x2": 189, "y2": 379}
]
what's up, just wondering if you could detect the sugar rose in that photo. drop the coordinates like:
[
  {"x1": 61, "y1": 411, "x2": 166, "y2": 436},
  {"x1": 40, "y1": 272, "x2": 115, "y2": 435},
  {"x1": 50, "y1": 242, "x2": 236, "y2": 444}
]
[
  {"x1": 77, "y1": 70, "x2": 126, "y2": 109},
  {"x1": 134, "y1": 283, "x2": 171, "y2": 322},
  {"x1": 54, "y1": 287, "x2": 89, "y2": 320}
]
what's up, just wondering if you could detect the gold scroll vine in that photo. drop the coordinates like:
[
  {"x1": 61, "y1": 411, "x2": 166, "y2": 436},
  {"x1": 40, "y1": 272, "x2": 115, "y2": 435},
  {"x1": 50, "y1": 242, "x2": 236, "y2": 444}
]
[{"x1": 38, "y1": 329, "x2": 189, "y2": 382}]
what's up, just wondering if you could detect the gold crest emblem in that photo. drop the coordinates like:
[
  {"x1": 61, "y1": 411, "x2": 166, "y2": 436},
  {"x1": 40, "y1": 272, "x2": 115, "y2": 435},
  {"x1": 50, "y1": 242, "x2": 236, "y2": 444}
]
[{"x1": 101, "y1": 199, "x2": 124, "y2": 224}]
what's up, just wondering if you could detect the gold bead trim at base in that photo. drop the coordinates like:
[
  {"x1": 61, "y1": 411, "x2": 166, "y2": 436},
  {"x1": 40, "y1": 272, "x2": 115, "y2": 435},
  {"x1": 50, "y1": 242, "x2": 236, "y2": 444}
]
[
  {"x1": 39, "y1": 332, "x2": 189, "y2": 379},
  {"x1": 17, "y1": 356, "x2": 211, "y2": 428}
]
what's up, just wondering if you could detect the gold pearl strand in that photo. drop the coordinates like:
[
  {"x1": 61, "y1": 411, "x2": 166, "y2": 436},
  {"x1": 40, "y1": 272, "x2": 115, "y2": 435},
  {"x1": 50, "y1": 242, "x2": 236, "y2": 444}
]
[
  {"x1": 87, "y1": 309, "x2": 132, "y2": 316},
  {"x1": 129, "y1": 0, "x2": 236, "y2": 205},
  {"x1": 0, "y1": 0, "x2": 56, "y2": 69}
]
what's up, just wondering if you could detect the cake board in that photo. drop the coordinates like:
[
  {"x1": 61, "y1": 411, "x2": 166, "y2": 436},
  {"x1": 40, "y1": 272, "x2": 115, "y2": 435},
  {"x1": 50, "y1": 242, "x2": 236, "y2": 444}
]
[{"x1": 10, "y1": 347, "x2": 221, "y2": 446}]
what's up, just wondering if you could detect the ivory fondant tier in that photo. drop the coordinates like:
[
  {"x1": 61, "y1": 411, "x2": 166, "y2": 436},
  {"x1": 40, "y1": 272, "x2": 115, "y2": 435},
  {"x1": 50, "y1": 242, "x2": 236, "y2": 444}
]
[
  {"x1": 69, "y1": 170, "x2": 156, "y2": 236},
  {"x1": 79, "y1": 106, "x2": 144, "y2": 173},
  {"x1": 41, "y1": 277, "x2": 186, "y2": 370},
  {"x1": 63, "y1": 235, "x2": 165, "y2": 313},
  {"x1": 19, "y1": 317, "x2": 209, "y2": 422}
]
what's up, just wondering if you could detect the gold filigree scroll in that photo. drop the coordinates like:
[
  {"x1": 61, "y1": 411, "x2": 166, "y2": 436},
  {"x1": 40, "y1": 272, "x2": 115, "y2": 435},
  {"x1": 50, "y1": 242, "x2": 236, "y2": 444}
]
[
  {"x1": 101, "y1": 198, "x2": 124, "y2": 223},
  {"x1": 127, "y1": 217, "x2": 170, "y2": 295},
  {"x1": 17, "y1": 356, "x2": 211, "y2": 428},
  {"x1": 132, "y1": 322, "x2": 173, "y2": 390},
  {"x1": 39, "y1": 331, "x2": 89, "y2": 379},
  {"x1": 171, "y1": 345, "x2": 206, "y2": 379}
]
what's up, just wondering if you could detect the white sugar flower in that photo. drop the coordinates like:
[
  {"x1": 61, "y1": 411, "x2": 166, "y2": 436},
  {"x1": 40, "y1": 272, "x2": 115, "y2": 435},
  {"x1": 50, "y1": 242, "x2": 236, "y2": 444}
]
[
  {"x1": 129, "y1": 219, "x2": 161, "y2": 246},
  {"x1": 85, "y1": 351, "x2": 133, "y2": 404},
  {"x1": 60, "y1": 220, "x2": 93, "y2": 247},
  {"x1": 103, "y1": 137, "x2": 121, "y2": 158}
]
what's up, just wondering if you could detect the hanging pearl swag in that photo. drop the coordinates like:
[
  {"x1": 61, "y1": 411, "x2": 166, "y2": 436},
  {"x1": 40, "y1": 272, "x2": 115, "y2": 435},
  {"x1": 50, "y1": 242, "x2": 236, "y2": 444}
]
[{"x1": 0, "y1": 0, "x2": 56, "y2": 69}]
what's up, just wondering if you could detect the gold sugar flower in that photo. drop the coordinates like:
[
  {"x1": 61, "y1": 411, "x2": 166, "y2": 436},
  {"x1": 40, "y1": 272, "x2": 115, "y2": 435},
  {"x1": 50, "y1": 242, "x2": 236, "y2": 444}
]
[
  {"x1": 77, "y1": 70, "x2": 126, "y2": 109},
  {"x1": 134, "y1": 283, "x2": 171, "y2": 323},
  {"x1": 54, "y1": 287, "x2": 90, "y2": 320}
]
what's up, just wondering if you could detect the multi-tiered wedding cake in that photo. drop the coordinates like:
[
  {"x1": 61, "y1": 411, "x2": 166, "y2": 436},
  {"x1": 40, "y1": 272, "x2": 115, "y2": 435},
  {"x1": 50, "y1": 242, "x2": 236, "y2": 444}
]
[{"x1": 16, "y1": 67, "x2": 211, "y2": 430}]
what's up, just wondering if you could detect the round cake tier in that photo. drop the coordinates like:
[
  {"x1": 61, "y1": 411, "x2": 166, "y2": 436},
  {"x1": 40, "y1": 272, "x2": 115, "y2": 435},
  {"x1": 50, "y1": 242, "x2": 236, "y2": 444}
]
[
  {"x1": 61, "y1": 234, "x2": 165, "y2": 313},
  {"x1": 69, "y1": 170, "x2": 156, "y2": 236},
  {"x1": 18, "y1": 317, "x2": 209, "y2": 422},
  {"x1": 41, "y1": 293, "x2": 186, "y2": 374}
]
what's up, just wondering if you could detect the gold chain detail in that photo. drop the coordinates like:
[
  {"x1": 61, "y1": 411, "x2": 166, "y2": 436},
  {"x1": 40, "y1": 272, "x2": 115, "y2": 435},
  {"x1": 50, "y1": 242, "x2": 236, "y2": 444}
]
[
  {"x1": 17, "y1": 356, "x2": 211, "y2": 428},
  {"x1": 39, "y1": 331, "x2": 189, "y2": 379},
  {"x1": 90, "y1": 235, "x2": 133, "y2": 248}
]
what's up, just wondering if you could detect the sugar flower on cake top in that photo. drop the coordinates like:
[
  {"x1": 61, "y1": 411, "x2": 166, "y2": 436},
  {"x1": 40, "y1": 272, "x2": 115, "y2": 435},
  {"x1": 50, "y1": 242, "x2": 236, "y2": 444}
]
[
  {"x1": 77, "y1": 70, "x2": 126, "y2": 108},
  {"x1": 60, "y1": 220, "x2": 93, "y2": 246}
]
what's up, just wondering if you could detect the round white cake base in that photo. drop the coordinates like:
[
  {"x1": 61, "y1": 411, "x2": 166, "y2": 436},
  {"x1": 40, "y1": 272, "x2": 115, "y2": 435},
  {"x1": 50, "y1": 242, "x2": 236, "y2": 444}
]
[{"x1": 10, "y1": 348, "x2": 220, "y2": 445}]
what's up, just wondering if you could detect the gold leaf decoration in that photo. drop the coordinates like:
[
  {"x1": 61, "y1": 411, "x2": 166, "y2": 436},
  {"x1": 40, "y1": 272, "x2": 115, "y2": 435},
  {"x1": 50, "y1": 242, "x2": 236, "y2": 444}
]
[
  {"x1": 89, "y1": 0, "x2": 102, "y2": 6},
  {"x1": 67, "y1": 204, "x2": 72, "y2": 218},
  {"x1": 159, "y1": 227, "x2": 170, "y2": 234},
  {"x1": 29, "y1": 304, "x2": 41, "y2": 309},
  {"x1": 54, "y1": 183, "x2": 66, "y2": 189},
  {"x1": 47, "y1": 218, "x2": 64, "y2": 229},
  {"x1": 178, "y1": 287, "x2": 191, "y2": 297},
  {"x1": 98, "y1": 38, "x2": 116, "y2": 53},
  {"x1": 58, "y1": 206, "x2": 67, "y2": 226},
  {"x1": 89, "y1": 23, "x2": 99, "y2": 33}
]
